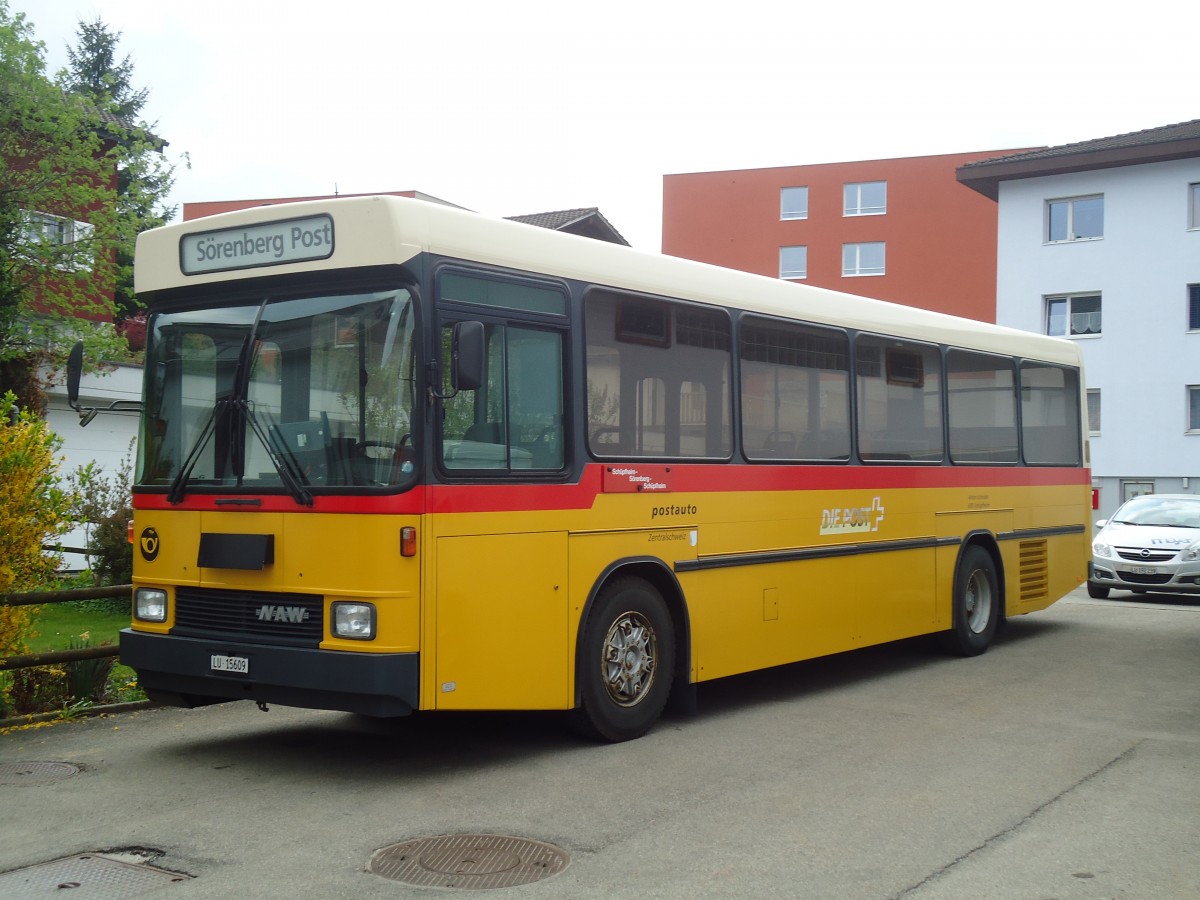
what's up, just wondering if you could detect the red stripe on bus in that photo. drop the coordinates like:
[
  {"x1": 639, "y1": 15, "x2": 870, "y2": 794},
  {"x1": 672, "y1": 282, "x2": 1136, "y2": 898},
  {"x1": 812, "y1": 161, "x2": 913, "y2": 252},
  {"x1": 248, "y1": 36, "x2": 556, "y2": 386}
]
[{"x1": 134, "y1": 464, "x2": 1089, "y2": 515}]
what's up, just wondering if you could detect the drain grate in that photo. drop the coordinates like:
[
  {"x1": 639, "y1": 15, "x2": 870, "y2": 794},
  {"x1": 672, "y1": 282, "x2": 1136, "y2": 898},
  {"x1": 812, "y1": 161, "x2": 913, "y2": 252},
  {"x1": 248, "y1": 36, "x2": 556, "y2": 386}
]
[
  {"x1": 0, "y1": 760, "x2": 80, "y2": 785},
  {"x1": 369, "y1": 834, "x2": 569, "y2": 890},
  {"x1": 0, "y1": 854, "x2": 190, "y2": 896}
]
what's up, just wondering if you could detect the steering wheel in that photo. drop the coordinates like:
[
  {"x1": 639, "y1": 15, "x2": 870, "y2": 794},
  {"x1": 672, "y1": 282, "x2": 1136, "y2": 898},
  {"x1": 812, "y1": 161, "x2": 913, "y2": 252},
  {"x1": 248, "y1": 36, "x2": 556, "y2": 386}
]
[{"x1": 355, "y1": 433, "x2": 410, "y2": 458}]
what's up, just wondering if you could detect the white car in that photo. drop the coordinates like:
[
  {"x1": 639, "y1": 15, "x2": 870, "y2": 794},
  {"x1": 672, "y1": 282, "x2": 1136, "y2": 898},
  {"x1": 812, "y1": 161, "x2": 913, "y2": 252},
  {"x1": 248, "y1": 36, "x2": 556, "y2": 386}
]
[{"x1": 1089, "y1": 494, "x2": 1200, "y2": 598}]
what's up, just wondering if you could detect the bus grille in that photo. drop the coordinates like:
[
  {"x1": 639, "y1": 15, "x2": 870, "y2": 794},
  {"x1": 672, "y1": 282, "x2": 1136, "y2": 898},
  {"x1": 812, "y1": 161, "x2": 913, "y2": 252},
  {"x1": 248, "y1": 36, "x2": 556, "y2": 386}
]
[{"x1": 172, "y1": 587, "x2": 324, "y2": 647}]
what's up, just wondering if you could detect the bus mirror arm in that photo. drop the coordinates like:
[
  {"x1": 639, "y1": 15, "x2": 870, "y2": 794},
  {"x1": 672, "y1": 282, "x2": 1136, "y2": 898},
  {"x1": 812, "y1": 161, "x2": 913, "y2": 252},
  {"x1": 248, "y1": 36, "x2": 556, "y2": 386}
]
[
  {"x1": 64, "y1": 340, "x2": 144, "y2": 427},
  {"x1": 427, "y1": 321, "x2": 485, "y2": 402}
]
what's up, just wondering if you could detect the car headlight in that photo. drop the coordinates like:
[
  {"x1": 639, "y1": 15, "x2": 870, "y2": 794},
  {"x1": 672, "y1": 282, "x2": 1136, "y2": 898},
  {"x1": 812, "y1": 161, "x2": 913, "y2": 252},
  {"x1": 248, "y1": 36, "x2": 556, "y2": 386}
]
[
  {"x1": 1183, "y1": 543, "x2": 1200, "y2": 561},
  {"x1": 1092, "y1": 542, "x2": 1113, "y2": 559},
  {"x1": 134, "y1": 587, "x2": 168, "y2": 622},
  {"x1": 332, "y1": 602, "x2": 375, "y2": 640}
]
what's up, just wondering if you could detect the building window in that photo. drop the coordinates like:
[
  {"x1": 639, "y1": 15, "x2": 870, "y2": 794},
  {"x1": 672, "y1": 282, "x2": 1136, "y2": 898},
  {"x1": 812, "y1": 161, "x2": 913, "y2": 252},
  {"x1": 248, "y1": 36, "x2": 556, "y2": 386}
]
[
  {"x1": 1189, "y1": 387, "x2": 1200, "y2": 433},
  {"x1": 842, "y1": 242, "x2": 885, "y2": 276},
  {"x1": 21, "y1": 210, "x2": 95, "y2": 271},
  {"x1": 844, "y1": 181, "x2": 886, "y2": 216},
  {"x1": 1188, "y1": 284, "x2": 1200, "y2": 330},
  {"x1": 1046, "y1": 195, "x2": 1103, "y2": 242},
  {"x1": 780, "y1": 187, "x2": 808, "y2": 220},
  {"x1": 1190, "y1": 183, "x2": 1200, "y2": 230},
  {"x1": 1046, "y1": 293, "x2": 1101, "y2": 336},
  {"x1": 779, "y1": 246, "x2": 807, "y2": 279},
  {"x1": 1087, "y1": 389, "x2": 1101, "y2": 434}
]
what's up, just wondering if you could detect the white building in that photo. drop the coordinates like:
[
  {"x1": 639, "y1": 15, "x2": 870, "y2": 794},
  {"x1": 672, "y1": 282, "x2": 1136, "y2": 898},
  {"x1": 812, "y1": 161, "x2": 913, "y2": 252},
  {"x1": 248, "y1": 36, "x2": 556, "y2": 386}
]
[
  {"x1": 959, "y1": 120, "x2": 1200, "y2": 519},
  {"x1": 45, "y1": 361, "x2": 142, "y2": 570}
]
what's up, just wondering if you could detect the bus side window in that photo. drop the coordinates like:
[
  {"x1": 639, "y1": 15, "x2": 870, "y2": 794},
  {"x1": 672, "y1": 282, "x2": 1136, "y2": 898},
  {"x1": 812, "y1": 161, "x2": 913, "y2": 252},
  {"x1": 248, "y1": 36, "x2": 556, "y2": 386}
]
[
  {"x1": 855, "y1": 336, "x2": 943, "y2": 463},
  {"x1": 586, "y1": 290, "x2": 731, "y2": 459},
  {"x1": 740, "y1": 317, "x2": 851, "y2": 462}
]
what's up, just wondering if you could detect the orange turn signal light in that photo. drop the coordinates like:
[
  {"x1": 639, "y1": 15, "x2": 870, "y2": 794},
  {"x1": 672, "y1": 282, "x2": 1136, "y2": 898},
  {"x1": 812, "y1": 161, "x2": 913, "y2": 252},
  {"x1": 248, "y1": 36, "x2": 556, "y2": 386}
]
[{"x1": 401, "y1": 526, "x2": 417, "y2": 557}]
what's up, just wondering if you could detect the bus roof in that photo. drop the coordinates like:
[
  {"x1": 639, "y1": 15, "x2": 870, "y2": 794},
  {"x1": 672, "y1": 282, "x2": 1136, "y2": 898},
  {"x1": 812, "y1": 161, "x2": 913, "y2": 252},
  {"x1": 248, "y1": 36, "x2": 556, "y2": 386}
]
[{"x1": 137, "y1": 195, "x2": 1079, "y2": 367}]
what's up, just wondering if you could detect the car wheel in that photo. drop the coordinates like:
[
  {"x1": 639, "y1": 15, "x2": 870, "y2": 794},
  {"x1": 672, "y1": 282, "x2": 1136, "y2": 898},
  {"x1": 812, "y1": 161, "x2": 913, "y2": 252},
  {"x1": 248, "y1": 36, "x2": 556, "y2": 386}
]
[{"x1": 1087, "y1": 581, "x2": 1110, "y2": 599}]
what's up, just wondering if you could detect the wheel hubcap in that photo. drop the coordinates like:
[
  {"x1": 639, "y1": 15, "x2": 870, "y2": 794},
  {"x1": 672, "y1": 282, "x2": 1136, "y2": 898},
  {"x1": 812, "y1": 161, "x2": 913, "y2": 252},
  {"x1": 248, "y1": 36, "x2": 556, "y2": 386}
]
[
  {"x1": 965, "y1": 569, "x2": 993, "y2": 634},
  {"x1": 601, "y1": 611, "x2": 657, "y2": 707}
]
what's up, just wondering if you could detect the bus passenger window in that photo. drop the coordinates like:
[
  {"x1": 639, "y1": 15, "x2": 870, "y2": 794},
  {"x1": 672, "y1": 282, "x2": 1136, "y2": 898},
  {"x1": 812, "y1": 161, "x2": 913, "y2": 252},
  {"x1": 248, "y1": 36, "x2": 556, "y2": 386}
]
[
  {"x1": 855, "y1": 336, "x2": 943, "y2": 462},
  {"x1": 740, "y1": 318, "x2": 850, "y2": 461},
  {"x1": 1020, "y1": 362, "x2": 1082, "y2": 465},
  {"x1": 947, "y1": 350, "x2": 1018, "y2": 464},
  {"x1": 586, "y1": 290, "x2": 731, "y2": 459}
]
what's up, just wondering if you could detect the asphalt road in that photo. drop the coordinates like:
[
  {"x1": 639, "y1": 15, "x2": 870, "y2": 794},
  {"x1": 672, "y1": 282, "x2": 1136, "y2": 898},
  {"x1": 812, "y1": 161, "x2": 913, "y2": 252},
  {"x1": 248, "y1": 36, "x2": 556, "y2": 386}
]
[{"x1": 1, "y1": 586, "x2": 1197, "y2": 899}]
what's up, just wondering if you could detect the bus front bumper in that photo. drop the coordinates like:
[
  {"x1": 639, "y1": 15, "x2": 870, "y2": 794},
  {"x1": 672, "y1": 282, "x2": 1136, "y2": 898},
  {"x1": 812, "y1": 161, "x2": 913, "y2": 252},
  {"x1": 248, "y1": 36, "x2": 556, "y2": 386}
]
[{"x1": 119, "y1": 628, "x2": 419, "y2": 717}]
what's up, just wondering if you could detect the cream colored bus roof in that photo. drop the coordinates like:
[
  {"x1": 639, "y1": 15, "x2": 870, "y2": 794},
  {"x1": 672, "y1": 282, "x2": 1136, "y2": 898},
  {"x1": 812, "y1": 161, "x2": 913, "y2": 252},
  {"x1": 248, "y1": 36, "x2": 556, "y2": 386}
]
[{"x1": 136, "y1": 195, "x2": 1080, "y2": 367}]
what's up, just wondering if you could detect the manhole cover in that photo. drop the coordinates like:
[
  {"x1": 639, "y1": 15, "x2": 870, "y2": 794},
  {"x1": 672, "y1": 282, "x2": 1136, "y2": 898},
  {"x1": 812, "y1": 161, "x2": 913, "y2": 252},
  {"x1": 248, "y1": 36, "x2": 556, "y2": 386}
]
[
  {"x1": 369, "y1": 834, "x2": 569, "y2": 890},
  {"x1": 0, "y1": 761, "x2": 80, "y2": 785},
  {"x1": 0, "y1": 854, "x2": 190, "y2": 896}
]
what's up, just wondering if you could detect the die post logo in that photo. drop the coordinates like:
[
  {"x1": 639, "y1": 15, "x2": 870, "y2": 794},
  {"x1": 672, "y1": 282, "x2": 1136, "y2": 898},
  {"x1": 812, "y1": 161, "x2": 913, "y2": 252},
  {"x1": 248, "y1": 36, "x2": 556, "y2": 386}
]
[{"x1": 139, "y1": 527, "x2": 160, "y2": 562}]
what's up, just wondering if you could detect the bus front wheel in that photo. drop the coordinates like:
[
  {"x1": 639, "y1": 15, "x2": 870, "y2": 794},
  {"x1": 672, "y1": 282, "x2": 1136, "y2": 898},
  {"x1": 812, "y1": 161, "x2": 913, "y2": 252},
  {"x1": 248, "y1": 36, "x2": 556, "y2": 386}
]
[
  {"x1": 572, "y1": 577, "x2": 675, "y2": 742},
  {"x1": 938, "y1": 545, "x2": 1000, "y2": 657}
]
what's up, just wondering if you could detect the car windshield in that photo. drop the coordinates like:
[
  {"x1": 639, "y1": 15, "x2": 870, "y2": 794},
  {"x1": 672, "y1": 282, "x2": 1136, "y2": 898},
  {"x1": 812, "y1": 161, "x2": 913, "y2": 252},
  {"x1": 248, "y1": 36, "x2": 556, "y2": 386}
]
[
  {"x1": 1111, "y1": 497, "x2": 1200, "y2": 528},
  {"x1": 139, "y1": 288, "x2": 418, "y2": 499}
]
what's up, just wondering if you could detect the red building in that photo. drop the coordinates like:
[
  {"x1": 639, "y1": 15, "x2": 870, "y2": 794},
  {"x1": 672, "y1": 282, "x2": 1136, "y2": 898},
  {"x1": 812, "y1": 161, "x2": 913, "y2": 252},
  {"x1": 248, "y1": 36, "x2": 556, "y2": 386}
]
[{"x1": 662, "y1": 150, "x2": 1033, "y2": 323}]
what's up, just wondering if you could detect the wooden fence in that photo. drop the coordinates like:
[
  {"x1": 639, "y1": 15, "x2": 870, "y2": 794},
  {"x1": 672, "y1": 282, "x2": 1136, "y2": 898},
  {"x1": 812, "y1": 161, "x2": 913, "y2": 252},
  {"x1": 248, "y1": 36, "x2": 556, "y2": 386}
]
[{"x1": 0, "y1": 584, "x2": 153, "y2": 724}]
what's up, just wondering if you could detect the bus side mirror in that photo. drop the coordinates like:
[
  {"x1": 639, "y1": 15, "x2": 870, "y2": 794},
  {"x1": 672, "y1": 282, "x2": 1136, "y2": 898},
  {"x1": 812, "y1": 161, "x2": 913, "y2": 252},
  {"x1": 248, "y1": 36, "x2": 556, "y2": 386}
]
[
  {"x1": 66, "y1": 341, "x2": 84, "y2": 409},
  {"x1": 451, "y1": 321, "x2": 484, "y2": 393}
]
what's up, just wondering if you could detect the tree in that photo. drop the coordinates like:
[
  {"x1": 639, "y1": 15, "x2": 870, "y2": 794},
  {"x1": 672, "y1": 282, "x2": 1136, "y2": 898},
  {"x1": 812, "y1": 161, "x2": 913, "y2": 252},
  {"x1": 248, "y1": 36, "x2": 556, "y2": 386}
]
[
  {"x1": 0, "y1": 1, "x2": 126, "y2": 410},
  {"x1": 60, "y1": 16, "x2": 178, "y2": 324}
]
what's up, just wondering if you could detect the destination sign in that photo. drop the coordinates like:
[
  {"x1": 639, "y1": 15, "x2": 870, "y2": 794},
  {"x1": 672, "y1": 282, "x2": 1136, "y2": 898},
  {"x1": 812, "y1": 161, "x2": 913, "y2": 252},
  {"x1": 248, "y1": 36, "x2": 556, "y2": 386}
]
[{"x1": 180, "y1": 214, "x2": 334, "y2": 275}]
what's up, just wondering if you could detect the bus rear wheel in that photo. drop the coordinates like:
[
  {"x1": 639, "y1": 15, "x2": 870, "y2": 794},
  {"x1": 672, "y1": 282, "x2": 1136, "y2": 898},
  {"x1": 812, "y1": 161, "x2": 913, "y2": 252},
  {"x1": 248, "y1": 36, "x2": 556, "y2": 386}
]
[
  {"x1": 572, "y1": 577, "x2": 674, "y2": 742},
  {"x1": 938, "y1": 545, "x2": 1000, "y2": 657}
]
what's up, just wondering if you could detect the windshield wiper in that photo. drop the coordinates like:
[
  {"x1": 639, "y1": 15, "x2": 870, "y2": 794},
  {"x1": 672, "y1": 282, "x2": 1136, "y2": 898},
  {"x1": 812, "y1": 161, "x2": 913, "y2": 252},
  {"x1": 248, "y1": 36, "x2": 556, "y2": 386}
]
[
  {"x1": 238, "y1": 400, "x2": 313, "y2": 507},
  {"x1": 166, "y1": 398, "x2": 226, "y2": 505},
  {"x1": 165, "y1": 398, "x2": 313, "y2": 506}
]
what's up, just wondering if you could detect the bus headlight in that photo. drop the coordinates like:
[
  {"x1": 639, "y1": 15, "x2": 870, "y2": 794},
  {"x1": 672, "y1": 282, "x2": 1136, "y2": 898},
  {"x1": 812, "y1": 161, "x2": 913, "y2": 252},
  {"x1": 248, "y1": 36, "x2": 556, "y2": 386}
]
[
  {"x1": 134, "y1": 588, "x2": 168, "y2": 622},
  {"x1": 332, "y1": 602, "x2": 375, "y2": 640}
]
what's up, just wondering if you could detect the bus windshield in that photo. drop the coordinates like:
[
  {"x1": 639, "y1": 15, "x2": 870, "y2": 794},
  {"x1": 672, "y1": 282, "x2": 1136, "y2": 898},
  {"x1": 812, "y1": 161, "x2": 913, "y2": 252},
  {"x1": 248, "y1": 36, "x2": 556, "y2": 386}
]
[{"x1": 138, "y1": 288, "x2": 418, "y2": 498}]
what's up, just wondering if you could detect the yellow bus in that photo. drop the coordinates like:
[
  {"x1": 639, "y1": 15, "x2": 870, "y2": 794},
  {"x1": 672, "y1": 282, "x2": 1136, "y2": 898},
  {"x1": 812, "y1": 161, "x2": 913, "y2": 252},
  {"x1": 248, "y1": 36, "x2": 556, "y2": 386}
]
[{"x1": 103, "y1": 196, "x2": 1090, "y2": 741}]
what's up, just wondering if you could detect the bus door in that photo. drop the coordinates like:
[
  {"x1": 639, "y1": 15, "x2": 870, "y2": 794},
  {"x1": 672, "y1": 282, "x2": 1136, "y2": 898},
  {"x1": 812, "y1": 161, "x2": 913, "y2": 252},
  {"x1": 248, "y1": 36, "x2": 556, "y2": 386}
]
[{"x1": 430, "y1": 273, "x2": 572, "y2": 710}]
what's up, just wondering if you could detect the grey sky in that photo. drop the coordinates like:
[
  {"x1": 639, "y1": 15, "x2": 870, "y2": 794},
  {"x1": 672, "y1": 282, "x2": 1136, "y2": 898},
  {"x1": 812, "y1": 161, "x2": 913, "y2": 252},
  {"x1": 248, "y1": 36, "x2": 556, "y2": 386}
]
[{"x1": 21, "y1": 0, "x2": 1197, "y2": 250}]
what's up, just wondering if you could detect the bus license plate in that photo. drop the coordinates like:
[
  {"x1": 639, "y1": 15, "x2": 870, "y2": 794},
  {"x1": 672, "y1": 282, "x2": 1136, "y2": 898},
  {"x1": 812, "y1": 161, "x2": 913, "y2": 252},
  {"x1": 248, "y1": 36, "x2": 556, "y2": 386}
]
[{"x1": 211, "y1": 654, "x2": 249, "y2": 675}]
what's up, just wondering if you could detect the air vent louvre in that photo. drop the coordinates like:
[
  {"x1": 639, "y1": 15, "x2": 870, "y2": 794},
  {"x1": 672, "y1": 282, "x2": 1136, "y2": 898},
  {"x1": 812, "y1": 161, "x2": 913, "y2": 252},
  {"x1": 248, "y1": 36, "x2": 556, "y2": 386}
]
[{"x1": 1018, "y1": 539, "x2": 1049, "y2": 603}]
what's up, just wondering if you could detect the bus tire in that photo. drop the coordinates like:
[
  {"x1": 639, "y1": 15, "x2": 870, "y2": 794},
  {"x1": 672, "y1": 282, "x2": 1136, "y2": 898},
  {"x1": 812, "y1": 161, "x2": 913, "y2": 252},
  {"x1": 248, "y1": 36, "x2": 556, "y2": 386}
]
[
  {"x1": 938, "y1": 545, "x2": 1000, "y2": 657},
  {"x1": 572, "y1": 577, "x2": 675, "y2": 743}
]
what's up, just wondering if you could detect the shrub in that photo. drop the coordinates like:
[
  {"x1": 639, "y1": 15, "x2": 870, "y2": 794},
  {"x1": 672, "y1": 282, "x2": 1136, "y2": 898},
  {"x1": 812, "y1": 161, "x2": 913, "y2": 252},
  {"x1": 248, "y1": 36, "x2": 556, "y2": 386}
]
[
  {"x1": 0, "y1": 392, "x2": 71, "y2": 595},
  {"x1": 65, "y1": 635, "x2": 116, "y2": 704},
  {"x1": 0, "y1": 392, "x2": 70, "y2": 667},
  {"x1": 66, "y1": 442, "x2": 134, "y2": 600},
  {"x1": 0, "y1": 392, "x2": 75, "y2": 716},
  {"x1": 8, "y1": 664, "x2": 68, "y2": 715}
]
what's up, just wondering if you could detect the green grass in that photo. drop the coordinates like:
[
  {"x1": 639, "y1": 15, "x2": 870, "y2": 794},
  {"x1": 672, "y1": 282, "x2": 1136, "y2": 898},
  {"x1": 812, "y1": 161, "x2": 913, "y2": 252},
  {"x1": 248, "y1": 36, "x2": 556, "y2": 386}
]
[
  {"x1": 27, "y1": 602, "x2": 130, "y2": 653},
  {"x1": 9, "y1": 602, "x2": 147, "y2": 710}
]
